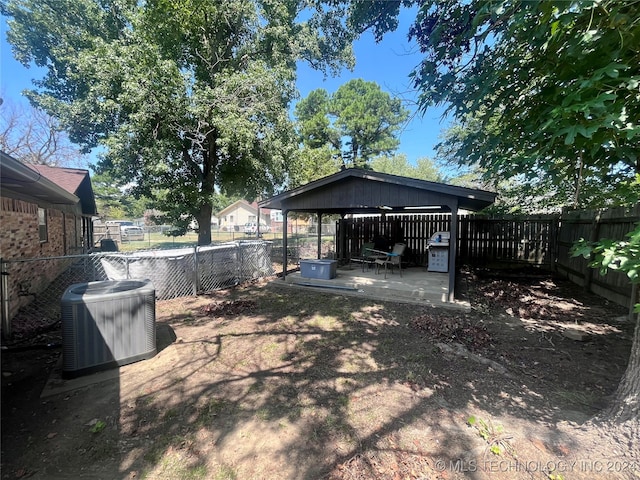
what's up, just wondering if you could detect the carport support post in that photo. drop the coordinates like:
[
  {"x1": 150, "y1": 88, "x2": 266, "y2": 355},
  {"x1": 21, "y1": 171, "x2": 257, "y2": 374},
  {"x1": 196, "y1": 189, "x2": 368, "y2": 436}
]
[
  {"x1": 448, "y1": 203, "x2": 459, "y2": 303},
  {"x1": 338, "y1": 215, "x2": 347, "y2": 263},
  {"x1": 282, "y1": 210, "x2": 289, "y2": 279},
  {"x1": 316, "y1": 212, "x2": 322, "y2": 259}
]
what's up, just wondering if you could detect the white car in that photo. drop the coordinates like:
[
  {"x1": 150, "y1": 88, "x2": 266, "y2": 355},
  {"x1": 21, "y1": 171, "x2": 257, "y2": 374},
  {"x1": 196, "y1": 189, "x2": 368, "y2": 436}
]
[
  {"x1": 121, "y1": 225, "x2": 145, "y2": 241},
  {"x1": 244, "y1": 222, "x2": 270, "y2": 235}
]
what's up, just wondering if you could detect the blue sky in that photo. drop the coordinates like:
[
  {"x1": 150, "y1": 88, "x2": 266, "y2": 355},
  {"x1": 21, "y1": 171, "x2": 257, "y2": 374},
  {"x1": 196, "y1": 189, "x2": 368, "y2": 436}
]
[
  {"x1": 1, "y1": 8, "x2": 448, "y2": 167},
  {"x1": 295, "y1": 7, "x2": 450, "y2": 163}
]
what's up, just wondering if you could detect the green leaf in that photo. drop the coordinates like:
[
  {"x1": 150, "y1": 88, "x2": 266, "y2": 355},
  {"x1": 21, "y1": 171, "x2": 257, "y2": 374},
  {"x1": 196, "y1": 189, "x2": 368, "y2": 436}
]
[
  {"x1": 560, "y1": 127, "x2": 577, "y2": 145},
  {"x1": 490, "y1": 444, "x2": 502, "y2": 456},
  {"x1": 405, "y1": 0, "x2": 639, "y2": 210},
  {"x1": 90, "y1": 420, "x2": 106, "y2": 434},
  {"x1": 571, "y1": 240, "x2": 594, "y2": 258}
]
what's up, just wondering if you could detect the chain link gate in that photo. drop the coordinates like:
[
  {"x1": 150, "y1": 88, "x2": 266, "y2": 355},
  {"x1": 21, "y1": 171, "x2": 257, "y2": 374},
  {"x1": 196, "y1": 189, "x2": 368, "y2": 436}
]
[{"x1": 1, "y1": 240, "x2": 273, "y2": 340}]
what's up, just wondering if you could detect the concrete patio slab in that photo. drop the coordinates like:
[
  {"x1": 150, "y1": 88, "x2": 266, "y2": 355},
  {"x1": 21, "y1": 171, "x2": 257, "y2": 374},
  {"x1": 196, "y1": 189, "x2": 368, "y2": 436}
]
[{"x1": 278, "y1": 265, "x2": 470, "y2": 310}]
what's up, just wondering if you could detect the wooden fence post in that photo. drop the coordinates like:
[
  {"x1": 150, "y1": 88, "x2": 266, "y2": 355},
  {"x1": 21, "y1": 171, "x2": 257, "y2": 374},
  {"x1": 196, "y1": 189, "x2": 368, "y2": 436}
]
[{"x1": 584, "y1": 210, "x2": 602, "y2": 293}]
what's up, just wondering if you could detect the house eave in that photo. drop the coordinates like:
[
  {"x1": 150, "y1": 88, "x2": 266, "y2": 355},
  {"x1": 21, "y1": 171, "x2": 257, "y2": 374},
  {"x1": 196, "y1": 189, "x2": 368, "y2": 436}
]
[{"x1": 1, "y1": 152, "x2": 79, "y2": 206}]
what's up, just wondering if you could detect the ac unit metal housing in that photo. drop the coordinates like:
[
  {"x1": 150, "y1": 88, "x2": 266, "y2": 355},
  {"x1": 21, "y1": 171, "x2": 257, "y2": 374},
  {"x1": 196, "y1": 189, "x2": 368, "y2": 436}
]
[{"x1": 61, "y1": 279, "x2": 156, "y2": 378}]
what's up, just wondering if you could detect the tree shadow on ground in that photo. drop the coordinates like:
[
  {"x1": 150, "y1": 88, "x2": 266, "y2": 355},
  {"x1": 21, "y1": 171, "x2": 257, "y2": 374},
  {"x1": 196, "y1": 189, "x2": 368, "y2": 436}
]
[{"x1": 0, "y1": 271, "x2": 634, "y2": 480}]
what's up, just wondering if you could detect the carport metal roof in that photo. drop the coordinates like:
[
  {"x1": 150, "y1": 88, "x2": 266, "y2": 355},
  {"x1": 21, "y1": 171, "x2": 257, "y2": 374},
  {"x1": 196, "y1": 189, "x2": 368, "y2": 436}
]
[{"x1": 259, "y1": 168, "x2": 497, "y2": 302}]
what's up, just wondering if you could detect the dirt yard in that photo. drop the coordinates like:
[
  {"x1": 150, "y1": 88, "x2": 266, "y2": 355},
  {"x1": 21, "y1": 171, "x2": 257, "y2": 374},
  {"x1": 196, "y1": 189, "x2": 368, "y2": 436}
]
[{"x1": 2, "y1": 268, "x2": 639, "y2": 480}]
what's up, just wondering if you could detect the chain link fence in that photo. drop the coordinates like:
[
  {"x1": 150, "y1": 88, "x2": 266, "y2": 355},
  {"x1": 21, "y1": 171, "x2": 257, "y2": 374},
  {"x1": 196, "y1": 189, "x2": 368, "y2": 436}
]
[{"x1": 1, "y1": 240, "x2": 273, "y2": 341}]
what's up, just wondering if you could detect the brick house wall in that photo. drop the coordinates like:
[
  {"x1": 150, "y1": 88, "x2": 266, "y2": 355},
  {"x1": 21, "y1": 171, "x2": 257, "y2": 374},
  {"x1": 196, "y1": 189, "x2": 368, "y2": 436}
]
[{"x1": 1, "y1": 197, "x2": 83, "y2": 319}]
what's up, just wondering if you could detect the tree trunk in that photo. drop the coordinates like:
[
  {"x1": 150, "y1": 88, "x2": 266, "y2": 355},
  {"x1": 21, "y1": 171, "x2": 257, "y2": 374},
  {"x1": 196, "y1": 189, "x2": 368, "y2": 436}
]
[
  {"x1": 196, "y1": 132, "x2": 218, "y2": 246},
  {"x1": 197, "y1": 203, "x2": 213, "y2": 246},
  {"x1": 601, "y1": 313, "x2": 640, "y2": 422}
]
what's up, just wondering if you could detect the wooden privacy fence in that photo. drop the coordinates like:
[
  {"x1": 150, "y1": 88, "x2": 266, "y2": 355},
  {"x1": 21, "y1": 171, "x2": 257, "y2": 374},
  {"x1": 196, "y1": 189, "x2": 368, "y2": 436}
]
[
  {"x1": 337, "y1": 214, "x2": 557, "y2": 269},
  {"x1": 457, "y1": 215, "x2": 558, "y2": 268},
  {"x1": 337, "y1": 214, "x2": 451, "y2": 267},
  {"x1": 555, "y1": 205, "x2": 639, "y2": 308},
  {"x1": 337, "y1": 204, "x2": 639, "y2": 307}
]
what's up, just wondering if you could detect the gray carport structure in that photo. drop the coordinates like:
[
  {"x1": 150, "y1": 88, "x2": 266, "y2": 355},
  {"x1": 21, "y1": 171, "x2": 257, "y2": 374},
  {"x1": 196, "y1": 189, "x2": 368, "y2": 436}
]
[{"x1": 258, "y1": 168, "x2": 496, "y2": 302}]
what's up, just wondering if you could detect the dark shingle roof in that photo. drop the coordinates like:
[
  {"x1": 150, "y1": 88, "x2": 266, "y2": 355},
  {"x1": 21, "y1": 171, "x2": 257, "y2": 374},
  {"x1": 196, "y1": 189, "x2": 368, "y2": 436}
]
[
  {"x1": 29, "y1": 164, "x2": 88, "y2": 196},
  {"x1": 28, "y1": 164, "x2": 97, "y2": 215}
]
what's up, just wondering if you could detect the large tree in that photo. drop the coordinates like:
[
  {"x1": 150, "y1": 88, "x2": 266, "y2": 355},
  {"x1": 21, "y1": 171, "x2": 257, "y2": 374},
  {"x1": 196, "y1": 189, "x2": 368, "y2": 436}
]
[
  {"x1": 2, "y1": 0, "x2": 355, "y2": 244},
  {"x1": 406, "y1": 0, "x2": 640, "y2": 208},
  {"x1": 343, "y1": 0, "x2": 640, "y2": 430},
  {"x1": 370, "y1": 153, "x2": 443, "y2": 182},
  {"x1": 294, "y1": 79, "x2": 409, "y2": 175},
  {"x1": 573, "y1": 224, "x2": 640, "y2": 423},
  {"x1": 396, "y1": 0, "x2": 640, "y2": 426}
]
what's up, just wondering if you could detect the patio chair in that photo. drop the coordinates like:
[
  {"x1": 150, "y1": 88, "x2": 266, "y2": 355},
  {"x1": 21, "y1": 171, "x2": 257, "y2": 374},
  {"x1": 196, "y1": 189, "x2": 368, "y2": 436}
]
[
  {"x1": 375, "y1": 243, "x2": 406, "y2": 278},
  {"x1": 349, "y1": 242, "x2": 376, "y2": 271}
]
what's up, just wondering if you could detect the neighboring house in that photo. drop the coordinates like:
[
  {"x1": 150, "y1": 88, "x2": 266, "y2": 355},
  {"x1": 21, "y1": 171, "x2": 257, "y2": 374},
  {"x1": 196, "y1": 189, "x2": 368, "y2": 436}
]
[
  {"x1": 0, "y1": 151, "x2": 98, "y2": 323},
  {"x1": 217, "y1": 200, "x2": 271, "y2": 232},
  {"x1": 267, "y1": 208, "x2": 315, "y2": 234}
]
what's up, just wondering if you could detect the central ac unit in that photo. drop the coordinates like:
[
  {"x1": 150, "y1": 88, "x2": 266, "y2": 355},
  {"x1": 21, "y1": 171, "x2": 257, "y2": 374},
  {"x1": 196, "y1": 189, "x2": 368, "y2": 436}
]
[{"x1": 61, "y1": 279, "x2": 156, "y2": 378}]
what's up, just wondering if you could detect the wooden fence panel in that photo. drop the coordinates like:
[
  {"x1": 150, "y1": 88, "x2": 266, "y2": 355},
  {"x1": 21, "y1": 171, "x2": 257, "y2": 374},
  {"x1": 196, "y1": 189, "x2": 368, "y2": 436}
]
[
  {"x1": 340, "y1": 214, "x2": 556, "y2": 269},
  {"x1": 338, "y1": 215, "x2": 451, "y2": 266},
  {"x1": 455, "y1": 215, "x2": 556, "y2": 268},
  {"x1": 556, "y1": 205, "x2": 639, "y2": 307},
  {"x1": 336, "y1": 205, "x2": 636, "y2": 307}
]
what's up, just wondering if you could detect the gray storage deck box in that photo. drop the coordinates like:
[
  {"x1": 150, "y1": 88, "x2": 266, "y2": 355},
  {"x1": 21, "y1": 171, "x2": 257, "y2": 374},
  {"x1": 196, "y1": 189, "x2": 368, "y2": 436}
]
[{"x1": 300, "y1": 259, "x2": 337, "y2": 279}]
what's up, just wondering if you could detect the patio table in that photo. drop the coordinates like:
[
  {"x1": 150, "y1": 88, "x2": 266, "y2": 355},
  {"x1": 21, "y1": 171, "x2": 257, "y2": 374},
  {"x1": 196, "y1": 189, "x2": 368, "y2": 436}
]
[
  {"x1": 368, "y1": 249, "x2": 396, "y2": 278},
  {"x1": 352, "y1": 245, "x2": 384, "y2": 272}
]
